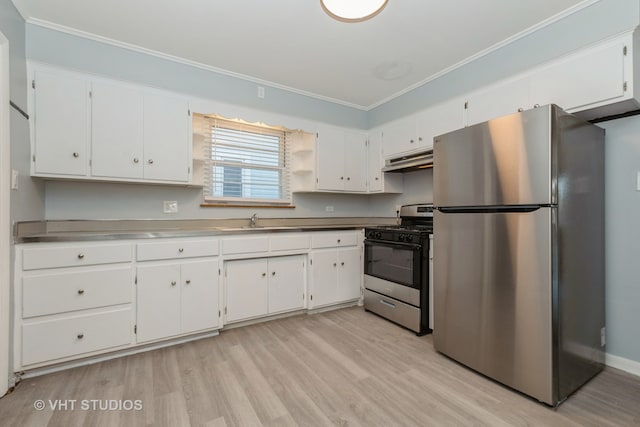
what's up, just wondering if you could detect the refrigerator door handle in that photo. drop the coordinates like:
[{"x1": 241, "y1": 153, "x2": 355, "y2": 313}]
[{"x1": 435, "y1": 205, "x2": 542, "y2": 214}]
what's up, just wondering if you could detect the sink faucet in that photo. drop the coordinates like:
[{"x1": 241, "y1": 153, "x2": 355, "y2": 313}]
[{"x1": 249, "y1": 213, "x2": 259, "y2": 228}]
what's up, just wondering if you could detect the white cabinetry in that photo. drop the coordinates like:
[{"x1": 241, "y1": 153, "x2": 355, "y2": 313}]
[
  {"x1": 32, "y1": 68, "x2": 89, "y2": 177},
  {"x1": 465, "y1": 78, "x2": 530, "y2": 126},
  {"x1": 136, "y1": 238, "x2": 220, "y2": 343},
  {"x1": 14, "y1": 242, "x2": 135, "y2": 369},
  {"x1": 366, "y1": 129, "x2": 402, "y2": 193},
  {"x1": 29, "y1": 63, "x2": 191, "y2": 185},
  {"x1": 316, "y1": 125, "x2": 367, "y2": 192},
  {"x1": 224, "y1": 255, "x2": 306, "y2": 323},
  {"x1": 309, "y1": 231, "x2": 363, "y2": 309},
  {"x1": 382, "y1": 98, "x2": 464, "y2": 159}
]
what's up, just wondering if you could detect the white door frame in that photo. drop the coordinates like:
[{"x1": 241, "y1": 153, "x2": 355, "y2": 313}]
[{"x1": 0, "y1": 31, "x2": 11, "y2": 397}]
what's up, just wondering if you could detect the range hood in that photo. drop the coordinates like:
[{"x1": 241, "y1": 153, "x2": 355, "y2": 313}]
[{"x1": 382, "y1": 149, "x2": 433, "y2": 173}]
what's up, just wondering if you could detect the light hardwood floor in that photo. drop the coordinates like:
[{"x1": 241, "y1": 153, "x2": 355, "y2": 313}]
[{"x1": 1, "y1": 307, "x2": 639, "y2": 426}]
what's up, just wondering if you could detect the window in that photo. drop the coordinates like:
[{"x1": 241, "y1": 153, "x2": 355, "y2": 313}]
[{"x1": 194, "y1": 114, "x2": 291, "y2": 205}]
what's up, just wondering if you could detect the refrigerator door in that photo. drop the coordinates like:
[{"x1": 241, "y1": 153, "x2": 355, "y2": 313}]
[
  {"x1": 433, "y1": 207, "x2": 555, "y2": 404},
  {"x1": 434, "y1": 105, "x2": 556, "y2": 207}
]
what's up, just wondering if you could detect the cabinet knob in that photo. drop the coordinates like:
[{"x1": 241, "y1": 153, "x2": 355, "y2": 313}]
[
  {"x1": 341, "y1": 262, "x2": 345, "y2": 266},
  {"x1": 375, "y1": 177, "x2": 379, "y2": 181},
  {"x1": 77, "y1": 253, "x2": 85, "y2": 259},
  {"x1": 272, "y1": 271, "x2": 276, "y2": 276},
  {"x1": 178, "y1": 248, "x2": 184, "y2": 253},
  {"x1": 333, "y1": 262, "x2": 337, "y2": 267},
  {"x1": 171, "y1": 281, "x2": 177, "y2": 286},
  {"x1": 410, "y1": 139, "x2": 414, "y2": 143},
  {"x1": 347, "y1": 177, "x2": 350, "y2": 181},
  {"x1": 133, "y1": 157, "x2": 139, "y2": 164},
  {"x1": 77, "y1": 333, "x2": 84, "y2": 339},
  {"x1": 518, "y1": 108, "x2": 524, "y2": 112},
  {"x1": 185, "y1": 279, "x2": 191, "y2": 284},
  {"x1": 262, "y1": 272, "x2": 266, "y2": 277},
  {"x1": 337, "y1": 239, "x2": 341, "y2": 243},
  {"x1": 418, "y1": 137, "x2": 423, "y2": 142},
  {"x1": 77, "y1": 289, "x2": 85, "y2": 295},
  {"x1": 148, "y1": 159, "x2": 154, "y2": 164},
  {"x1": 340, "y1": 176, "x2": 344, "y2": 180},
  {"x1": 534, "y1": 104, "x2": 540, "y2": 108},
  {"x1": 73, "y1": 152, "x2": 79, "y2": 158}
]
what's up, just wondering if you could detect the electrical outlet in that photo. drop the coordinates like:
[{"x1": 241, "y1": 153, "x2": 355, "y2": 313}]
[
  {"x1": 163, "y1": 200, "x2": 178, "y2": 213},
  {"x1": 325, "y1": 206, "x2": 334, "y2": 212},
  {"x1": 258, "y1": 86, "x2": 265, "y2": 99}
]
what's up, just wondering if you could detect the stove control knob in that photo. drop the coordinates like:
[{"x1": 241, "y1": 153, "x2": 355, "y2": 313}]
[
  {"x1": 368, "y1": 231, "x2": 376, "y2": 238},
  {"x1": 398, "y1": 234, "x2": 405, "y2": 242},
  {"x1": 375, "y1": 232, "x2": 382, "y2": 240},
  {"x1": 406, "y1": 235, "x2": 414, "y2": 243}
]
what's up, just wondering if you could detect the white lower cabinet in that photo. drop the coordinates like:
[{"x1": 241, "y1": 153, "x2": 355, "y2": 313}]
[
  {"x1": 136, "y1": 258, "x2": 219, "y2": 343},
  {"x1": 224, "y1": 255, "x2": 306, "y2": 323},
  {"x1": 309, "y1": 247, "x2": 361, "y2": 308}
]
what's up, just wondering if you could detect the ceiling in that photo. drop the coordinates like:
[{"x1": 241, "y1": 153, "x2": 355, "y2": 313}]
[{"x1": 13, "y1": 0, "x2": 592, "y2": 110}]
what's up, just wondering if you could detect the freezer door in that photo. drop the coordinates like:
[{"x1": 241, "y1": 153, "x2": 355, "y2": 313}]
[
  {"x1": 433, "y1": 208, "x2": 554, "y2": 404},
  {"x1": 434, "y1": 105, "x2": 554, "y2": 207}
]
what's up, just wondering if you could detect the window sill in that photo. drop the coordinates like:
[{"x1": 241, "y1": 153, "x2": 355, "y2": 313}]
[{"x1": 200, "y1": 203, "x2": 295, "y2": 209}]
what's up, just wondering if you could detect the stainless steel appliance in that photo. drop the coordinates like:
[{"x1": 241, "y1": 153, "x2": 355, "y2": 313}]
[
  {"x1": 433, "y1": 104, "x2": 605, "y2": 406},
  {"x1": 364, "y1": 204, "x2": 433, "y2": 335}
]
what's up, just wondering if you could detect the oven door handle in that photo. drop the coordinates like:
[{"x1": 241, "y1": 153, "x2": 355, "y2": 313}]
[{"x1": 364, "y1": 239, "x2": 422, "y2": 251}]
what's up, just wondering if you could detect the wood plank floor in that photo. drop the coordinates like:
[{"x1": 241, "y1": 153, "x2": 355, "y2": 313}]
[{"x1": 1, "y1": 306, "x2": 639, "y2": 426}]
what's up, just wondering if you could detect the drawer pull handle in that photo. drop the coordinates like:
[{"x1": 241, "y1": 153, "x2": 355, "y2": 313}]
[
  {"x1": 77, "y1": 333, "x2": 84, "y2": 339},
  {"x1": 171, "y1": 281, "x2": 177, "y2": 286},
  {"x1": 380, "y1": 299, "x2": 396, "y2": 309},
  {"x1": 77, "y1": 289, "x2": 85, "y2": 295},
  {"x1": 185, "y1": 279, "x2": 191, "y2": 284},
  {"x1": 77, "y1": 253, "x2": 85, "y2": 259},
  {"x1": 178, "y1": 248, "x2": 184, "y2": 253}
]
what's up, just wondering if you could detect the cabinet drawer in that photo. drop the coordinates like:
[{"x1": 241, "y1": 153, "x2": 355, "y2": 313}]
[
  {"x1": 222, "y1": 237, "x2": 269, "y2": 255},
  {"x1": 22, "y1": 266, "x2": 133, "y2": 318},
  {"x1": 22, "y1": 307, "x2": 132, "y2": 366},
  {"x1": 23, "y1": 243, "x2": 133, "y2": 270},
  {"x1": 311, "y1": 231, "x2": 359, "y2": 249},
  {"x1": 270, "y1": 234, "x2": 310, "y2": 252},
  {"x1": 137, "y1": 239, "x2": 219, "y2": 261}
]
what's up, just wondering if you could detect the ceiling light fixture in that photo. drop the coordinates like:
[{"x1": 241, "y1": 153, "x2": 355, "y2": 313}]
[{"x1": 321, "y1": 0, "x2": 388, "y2": 23}]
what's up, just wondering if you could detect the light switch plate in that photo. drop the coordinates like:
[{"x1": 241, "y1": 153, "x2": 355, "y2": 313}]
[{"x1": 163, "y1": 200, "x2": 178, "y2": 213}]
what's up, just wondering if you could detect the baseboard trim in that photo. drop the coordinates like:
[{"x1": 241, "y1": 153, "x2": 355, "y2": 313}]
[{"x1": 606, "y1": 353, "x2": 640, "y2": 377}]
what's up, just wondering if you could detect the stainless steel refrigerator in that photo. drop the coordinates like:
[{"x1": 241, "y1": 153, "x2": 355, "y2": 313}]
[{"x1": 432, "y1": 104, "x2": 605, "y2": 406}]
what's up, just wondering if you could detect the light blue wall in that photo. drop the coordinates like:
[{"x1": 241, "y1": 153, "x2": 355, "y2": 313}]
[
  {"x1": 600, "y1": 116, "x2": 640, "y2": 364},
  {"x1": 368, "y1": 0, "x2": 640, "y2": 127},
  {"x1": 26, "y1": 24, "x2": 368, "y2": 130},
  {"x1": 0, "y1": 0, "x2": 44, "y2": 223}
]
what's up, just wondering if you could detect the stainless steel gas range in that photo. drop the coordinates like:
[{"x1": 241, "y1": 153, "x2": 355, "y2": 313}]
[{"x1": 363, "y1": 204, "x2": 433, "y2": 336}]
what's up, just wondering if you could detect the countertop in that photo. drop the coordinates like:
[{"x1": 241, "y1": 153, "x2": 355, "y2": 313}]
[{"x1": 14, "y1": 217, "x2": 398, "y2": 243}]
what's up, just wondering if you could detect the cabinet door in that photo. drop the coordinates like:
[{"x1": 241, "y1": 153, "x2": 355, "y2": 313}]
[
  {"x1": 530, "y1": 40, "x2": 625, "y2": 111},
  {"x1": 336, "y1": 247, "x2": 362, "y2": 302},
  {"x1": 416, "y1": 98, "x2": 465, "y2": 149},
  {"x1": 33, "y1": 69, "x2": 89, "y2": 176},
  {"x1": 309, "y1": 250, "x2": 338, "y2": 308},
  {"x1": 137, "y1": 263, "x2": 181, "y2": 343},
  {"x1": 466, "y1": 77, "x2": 530, "y2": 126},
  {"x1": 343, "y1": 131, "x2": 367, "y2": 192},
  {"x1": 91, "y1": 81, "x2": 144, "y2": 179},
  {"x1": 367, "y1": 130, "x2": 383, "y2": 192},
  {"x1": 181, "y1": 259, "x2": 219, "y2": 334},
  {"x1": 316, "y1": 125, "x2": 345, "y2": 191},
  {"x1": 143, "y1": 92, "x2": 190, "y2": 182},
  {"x1": 381, "y1": 116, "x2": 416, "y2": 158},
  {"x1": 268, "y1": 255, "x2": 305, "y2": 314},
  {"x1": 225, "y1": 258, "x2": 268, "y2": 322}
]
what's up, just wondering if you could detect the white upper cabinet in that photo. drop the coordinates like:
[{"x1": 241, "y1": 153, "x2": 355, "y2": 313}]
[
  {"x1": 417, "y1": 98, "x2": 466, "y2": 144},
  {"x1": 91, "y1": 80, "x2": 144, "y2": 179},
  {"x1": 32, "y1": 69, "x2": 89, "y2": 177},
  {"x1": 142, "y1": 92, "x2": 190, "y2": 182},
  {"x1": 30, "y1": 63, "x2": 191, "y2": 185},
  {"x1": 381, "y1": 116, "x2": 418, "y2": 158},
  {"x1": 366, "y1": 129, "x2": 402, "y2": 193},
  {"x1": 465, "y1": 78, "x2": 530, "y2": 126},
  {"x1": 530, "y1": 37, "x2": 627, "y2": 113},
  {"x1": 315, "y1": 124, "x2": 367, "y2": 192}
]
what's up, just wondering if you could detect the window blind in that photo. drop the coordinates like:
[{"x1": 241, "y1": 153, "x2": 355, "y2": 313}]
[{"x1": 194, "y1": 114, "x2": 291, "y2": 204}]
